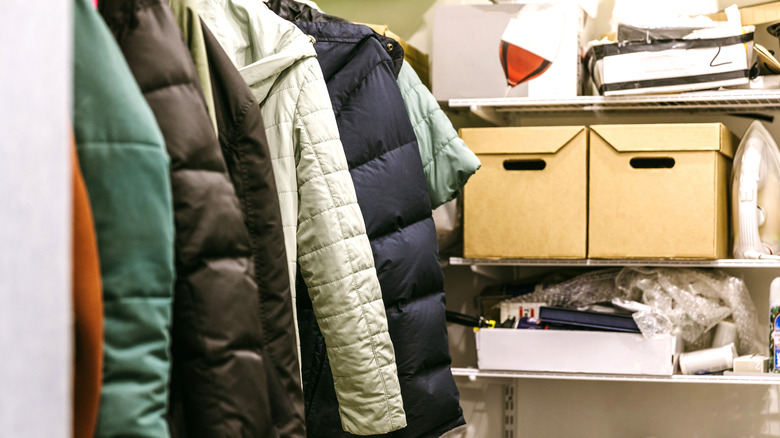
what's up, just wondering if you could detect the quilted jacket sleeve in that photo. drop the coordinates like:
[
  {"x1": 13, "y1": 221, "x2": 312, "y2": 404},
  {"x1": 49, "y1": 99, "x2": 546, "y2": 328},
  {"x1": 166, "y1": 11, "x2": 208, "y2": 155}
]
[
  {"x1": 397, "y1": 60, "x2": 481, "y2": 209},
  {"x1": 293, "y1": 60, "x2": 407, "y2": 435}
]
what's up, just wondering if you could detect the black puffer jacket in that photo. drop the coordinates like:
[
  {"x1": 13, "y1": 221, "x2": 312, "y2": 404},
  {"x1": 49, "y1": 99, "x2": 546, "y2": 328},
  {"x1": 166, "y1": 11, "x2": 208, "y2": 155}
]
[
  {"x1": 266, "y1": 0, "x2": 343, "y2": 23},
  {"x1": 268, "y1": 8, "x2": 466, "y2": 437},
  {"x1": 202, "y1": 20, "x2": 306, "y2": 438},
  {"x1": 99, "y1": 1, "x2": 276, "y2": 436}
]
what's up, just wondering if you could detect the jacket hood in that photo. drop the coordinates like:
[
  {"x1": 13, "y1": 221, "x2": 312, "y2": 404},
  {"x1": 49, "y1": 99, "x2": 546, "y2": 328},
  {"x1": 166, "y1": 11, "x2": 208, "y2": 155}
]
[{"x1": 198, "y1": 0, "x2": 316, "y2": 102}]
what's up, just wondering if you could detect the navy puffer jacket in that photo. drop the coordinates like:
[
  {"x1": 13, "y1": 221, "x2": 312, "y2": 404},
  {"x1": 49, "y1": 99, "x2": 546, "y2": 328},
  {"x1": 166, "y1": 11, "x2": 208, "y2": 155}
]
[{"x1": 292, "y1": 21, "x2": 465, "y2": 438}]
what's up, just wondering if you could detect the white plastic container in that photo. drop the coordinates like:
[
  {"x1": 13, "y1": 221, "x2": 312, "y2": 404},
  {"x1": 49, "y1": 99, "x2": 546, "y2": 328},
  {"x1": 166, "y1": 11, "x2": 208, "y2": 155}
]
[
  {"x1": 732, "y1": 121, "x2": 780, "y2": 259},
  {"x1": 711, "y1": 321, "x2": 738, "y2": 348},
  {"x1": 770, "y1": 277, "x2": 780, "y2": 372},
  {"x1": 679, "y1": 343, "x2": 737, "y2": 375}
]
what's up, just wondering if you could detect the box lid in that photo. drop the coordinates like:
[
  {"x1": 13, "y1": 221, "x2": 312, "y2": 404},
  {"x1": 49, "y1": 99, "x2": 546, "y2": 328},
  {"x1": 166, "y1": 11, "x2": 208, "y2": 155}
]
[
  {"x1": 708, "y1": 2, "x2": 780, "y2": 25},
  {"x1": 590, "y1": 123, "x2": 735, "y2": 157},
  {"x1": 461, "y1": 126, "x2": 585, "y2": 155}
]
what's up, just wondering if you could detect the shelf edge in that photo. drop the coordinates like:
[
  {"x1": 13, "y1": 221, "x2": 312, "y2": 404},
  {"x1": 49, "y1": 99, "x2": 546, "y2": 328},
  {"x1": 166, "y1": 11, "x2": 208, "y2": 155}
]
[
  {"x1": 448, "y1": 257, "x2": 780, "y2": 268},
  {"x1": 451, "y1": 367, "x2": 780, "y2": 385}
]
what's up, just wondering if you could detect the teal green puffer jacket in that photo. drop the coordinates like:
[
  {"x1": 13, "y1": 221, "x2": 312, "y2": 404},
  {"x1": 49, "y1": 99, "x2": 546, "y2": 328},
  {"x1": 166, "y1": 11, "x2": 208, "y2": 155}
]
[
  {"x1": 72, "y1": 0, "x2": 175, "y2": 436},
  {"x1": 397, "y1": 60, "x2": 481, "y2": 209}
]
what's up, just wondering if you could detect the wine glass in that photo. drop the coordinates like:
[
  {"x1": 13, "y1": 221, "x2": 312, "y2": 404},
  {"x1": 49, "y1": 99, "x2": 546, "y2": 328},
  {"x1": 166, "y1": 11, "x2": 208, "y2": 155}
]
[{"x1": 499, "y1": 3, "x2": 565, "y2": 97}]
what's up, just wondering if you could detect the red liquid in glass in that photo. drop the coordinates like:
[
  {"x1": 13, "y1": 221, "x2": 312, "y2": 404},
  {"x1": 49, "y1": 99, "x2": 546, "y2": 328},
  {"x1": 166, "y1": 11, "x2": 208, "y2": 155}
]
[{"x1": 499, "y1": 41, "x2": 552, "y2": 87}]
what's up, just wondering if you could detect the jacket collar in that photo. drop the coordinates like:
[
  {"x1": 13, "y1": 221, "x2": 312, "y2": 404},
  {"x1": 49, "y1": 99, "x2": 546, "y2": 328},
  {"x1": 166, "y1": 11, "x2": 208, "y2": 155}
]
[
  {"x1": 295, "y1": 21, "x2": 405, "y2": 78},
  {"x1": 198, "y1": 0, "x2": 317, "y2": 102}
]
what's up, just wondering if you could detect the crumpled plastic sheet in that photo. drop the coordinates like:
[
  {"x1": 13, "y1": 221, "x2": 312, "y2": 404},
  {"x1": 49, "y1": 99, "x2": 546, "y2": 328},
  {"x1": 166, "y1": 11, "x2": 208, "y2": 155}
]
[
  {"x1": 616, "y1": 267, "x2": 761, "y2": 355},
  {"x1": 504, "y1": 267, "x2": 761, "y2": 355},
  {"x1": 505, "y1": 268, "x2": 622, "y2": 307}
]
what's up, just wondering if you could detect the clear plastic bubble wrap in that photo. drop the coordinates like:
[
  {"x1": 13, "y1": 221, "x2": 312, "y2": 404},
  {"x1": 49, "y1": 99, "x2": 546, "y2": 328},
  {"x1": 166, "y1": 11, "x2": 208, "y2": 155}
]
[
  {"x1": 502, "y1": 267, "x2": 761, "y2": 355},
  {"x1": 617, "y1": 267, "x2": 760, "y2": 355},
  {"x1": 505, "y1": 268, "x2": 622, "y2": 307}
]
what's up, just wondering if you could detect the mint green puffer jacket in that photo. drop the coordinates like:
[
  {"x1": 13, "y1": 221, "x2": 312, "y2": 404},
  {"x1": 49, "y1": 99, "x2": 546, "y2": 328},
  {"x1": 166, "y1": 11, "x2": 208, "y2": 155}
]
[
  {"x1": 397, "y1": 60, "x2": 481, "y2": 209},
  {"x1": 199, "y1": 2, "x2": 406, "y2": 435}
]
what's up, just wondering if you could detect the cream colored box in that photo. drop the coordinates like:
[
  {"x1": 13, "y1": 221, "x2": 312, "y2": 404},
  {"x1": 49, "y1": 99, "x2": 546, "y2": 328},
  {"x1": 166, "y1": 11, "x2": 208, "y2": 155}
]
[
  {"x1": 461, "y1": 126, "x2": 587, "y2": 259},
  {"x1": 588, "y1": 123, "x2": 735, "y2": 259},
  {"x1": 476, "y1": 328, "x2": 677, "y2": 375}
]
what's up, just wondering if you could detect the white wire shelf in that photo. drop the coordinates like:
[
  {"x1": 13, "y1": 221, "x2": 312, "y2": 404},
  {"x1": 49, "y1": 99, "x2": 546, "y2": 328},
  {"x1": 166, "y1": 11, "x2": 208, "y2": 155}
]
[
  {"x1": 449, "y1": 91, "x2": 780, "y2": 115},
  {"x1": 451, "y1": 367, "x2": 780, "y2": 385},
  {"x1": 449, "y1": 257, "x2": 780, "y2": 268}
]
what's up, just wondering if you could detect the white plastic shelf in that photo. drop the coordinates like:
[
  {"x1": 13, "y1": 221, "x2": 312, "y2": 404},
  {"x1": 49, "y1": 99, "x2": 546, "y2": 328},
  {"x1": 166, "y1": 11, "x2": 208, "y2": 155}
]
[
  {"x1": 449, "y1": 92, "x2": 780, "y2": 115},
  {"x1": 449, "y1": 257, "x2": 780, "y2": 269},
  {"x1": 451, "y1": 367, "x2": 780, "y2": 385}
]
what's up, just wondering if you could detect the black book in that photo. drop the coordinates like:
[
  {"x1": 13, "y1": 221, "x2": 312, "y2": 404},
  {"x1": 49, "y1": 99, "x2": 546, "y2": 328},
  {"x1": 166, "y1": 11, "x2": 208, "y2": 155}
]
[{"x1": 538, "y1": 306, "x2": 641, "y2": 333}]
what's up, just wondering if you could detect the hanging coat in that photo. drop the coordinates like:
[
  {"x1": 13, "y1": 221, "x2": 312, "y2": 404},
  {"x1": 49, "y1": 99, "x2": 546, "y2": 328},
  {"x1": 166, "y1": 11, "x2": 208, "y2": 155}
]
[
  {"x1": 202, "y1": 19, "x2": 305, "y2": 438},
  {"x1": 98, "y1": 0, "x2": 276, "y2": 436},
  {"x1": 198, "y1": 1, "x2": 406, "y2": 435},
  {"x1": 272, "y1": 15, "x2": 466, "y2": 438},
  {"x1": 71, "y1": 136, "x2": 103, "y2": 438},
  {"x1": 72, "y1": 0, "x2": 175, "y2": 436},
  {"x1": 265, "y1": 0, "x2": 346, "y2": 25}
]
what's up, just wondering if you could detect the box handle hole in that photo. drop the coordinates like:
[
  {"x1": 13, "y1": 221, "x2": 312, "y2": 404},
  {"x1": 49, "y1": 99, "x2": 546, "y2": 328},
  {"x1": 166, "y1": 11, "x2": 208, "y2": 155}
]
[
  {"x1": 630, "y1": 157, "x2": 675, "y2": 169},
  {"x1": 503, "y1": 159, "x2": 546, "y2": 171}
]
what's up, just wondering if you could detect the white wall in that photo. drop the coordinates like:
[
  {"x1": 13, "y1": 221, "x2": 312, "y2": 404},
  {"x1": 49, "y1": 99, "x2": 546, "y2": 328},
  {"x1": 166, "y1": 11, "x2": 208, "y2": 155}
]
[
  {"x1": 0, "y1": 2, "x2": 73, "y2": 437},
  {"x1": 317, "y1": 0, "x2": 769, "y2": 56}
]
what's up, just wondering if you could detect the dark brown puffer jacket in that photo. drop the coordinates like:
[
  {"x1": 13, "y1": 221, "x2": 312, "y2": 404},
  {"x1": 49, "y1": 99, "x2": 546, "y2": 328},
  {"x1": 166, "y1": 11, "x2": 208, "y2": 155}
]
[
  {"x1": 99, "y1": 1, "x2": 275, "y2": 436},
  {"x1": 202, "y1": 19, "x2": 306, "y2": 438}
]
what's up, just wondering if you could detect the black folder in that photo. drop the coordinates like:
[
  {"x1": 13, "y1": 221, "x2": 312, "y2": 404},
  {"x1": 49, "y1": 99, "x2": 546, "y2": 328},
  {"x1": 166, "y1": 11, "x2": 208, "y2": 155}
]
[{"x1": 538, "y1": 306, "x2": 641, "y2": 333}]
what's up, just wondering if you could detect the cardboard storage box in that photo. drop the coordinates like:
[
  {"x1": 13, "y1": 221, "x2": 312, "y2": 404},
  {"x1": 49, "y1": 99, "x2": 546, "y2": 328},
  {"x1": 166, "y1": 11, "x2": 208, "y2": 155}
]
[
  {"x1": 708, "y1": 2, "x2": 780, "y2": 26},
  {"x1": 589, "y1": 124, "x2": 735, "y2": 259},
  {"x1": 476, "y1": 328, "x2": 677, "y2": 375},
  {"x1": 432, "y1": 3, "x2": 588, "y2": 101},
  {"x1": 461, "y1": 126, "x2": 587, "y2": 259}
]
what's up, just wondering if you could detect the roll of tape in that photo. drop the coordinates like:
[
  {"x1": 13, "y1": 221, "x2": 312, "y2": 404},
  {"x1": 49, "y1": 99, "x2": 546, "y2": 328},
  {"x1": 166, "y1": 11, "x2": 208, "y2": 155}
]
[{"x1": 679, "y1": 343, "x2": 737, "y2": 375}]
